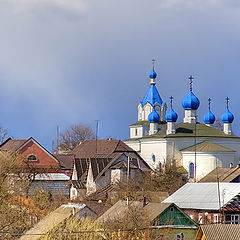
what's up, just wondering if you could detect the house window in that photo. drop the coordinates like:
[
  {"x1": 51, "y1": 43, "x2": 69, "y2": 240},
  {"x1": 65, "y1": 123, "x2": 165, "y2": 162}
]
[
  {"x1": 176, "y1": 233, "x2": 185, "y2": 240},
  {"x1": 28, "y1": 154, "x2": 37, "y2": 161},
  {"x1": 152, "y1": 154, "x2": 156, "y2": 163},
  {"x1": 231, "y1": 214, "x2": 240, "y2": 224},
  {"x1": 189, "y1": 163, "x2": 194, "y2": 178},
  {"x1": 135, "y1": 129, "x2": 138, "y2": 136},
  {"x1": 213, "y1": 214, "x2": 219, "y2": 223}
]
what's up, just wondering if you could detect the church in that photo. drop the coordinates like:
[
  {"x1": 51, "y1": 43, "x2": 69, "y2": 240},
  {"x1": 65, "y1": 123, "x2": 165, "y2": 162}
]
[{"x1": 124, "y1": 62, "x2": 240, "y2": 181}]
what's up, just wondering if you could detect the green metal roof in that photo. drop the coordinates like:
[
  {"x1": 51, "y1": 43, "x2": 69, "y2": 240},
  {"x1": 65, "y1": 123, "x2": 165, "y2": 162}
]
[
  {"x1": 129, "y1": 121, "x2": 150, "y2": 126},
  {"x1": 181, "y1": 141, "x2": 236, "y2": 152},
  {"x1": 125, "y1": 123, "x2": 239, "y2": 142},
  {"x1": 129, "y1": 121, "x2": 166, "y2": 126},
  {"x1": 145, "y1": 123, "x2": 239, "y2": 139}
]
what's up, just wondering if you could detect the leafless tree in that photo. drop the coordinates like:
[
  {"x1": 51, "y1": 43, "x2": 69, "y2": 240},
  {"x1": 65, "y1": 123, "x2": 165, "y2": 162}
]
[
  {"x1": 214, "y1": 118, "x2": 223, "y2": 131},
  {"x1": 0, "y1": 126, "x2": 9, "y2": 144},
  {"x1": 55, "y1": 124, "x2": 95, "y2": 151},
  {"x1": 0, "y1": 152, "x2": 33, "y2": 238}
]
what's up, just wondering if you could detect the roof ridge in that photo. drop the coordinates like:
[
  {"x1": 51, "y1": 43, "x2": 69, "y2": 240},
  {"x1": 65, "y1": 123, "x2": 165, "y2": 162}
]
[{"x1": 221, "y1": 166, "x2": 240, "y2": 181}]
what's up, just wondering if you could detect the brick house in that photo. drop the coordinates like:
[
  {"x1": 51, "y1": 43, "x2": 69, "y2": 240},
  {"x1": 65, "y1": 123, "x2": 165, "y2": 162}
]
[{"x1": 0, "y1": 137, "x2": 70, "y2": 196}]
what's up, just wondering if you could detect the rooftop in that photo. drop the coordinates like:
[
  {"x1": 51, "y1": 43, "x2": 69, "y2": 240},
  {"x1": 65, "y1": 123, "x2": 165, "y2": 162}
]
[
  {"x1": 163, "y1": 182, "x2": 240, "y2": 210},
  {"x1": 181, "y1": 141, "x2": 235, "y2": 152},
  {"x1": 126, "y1": 123, "x2": 239, "y2": 141},
  {"x1": 72, "y1": 139, "x2": 134, "y2": 158},
  {"x1": 196, "y1": 224, "x2": 240, "y2": 240},
  {"x1": 199, "y1": 166, "x2": 240, "y2": 183}
]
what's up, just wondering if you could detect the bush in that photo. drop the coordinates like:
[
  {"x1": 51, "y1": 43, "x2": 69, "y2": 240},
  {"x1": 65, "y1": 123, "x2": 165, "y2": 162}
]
[{"x1": 33, "y1": 189, "x2": 52, "y2": 210}]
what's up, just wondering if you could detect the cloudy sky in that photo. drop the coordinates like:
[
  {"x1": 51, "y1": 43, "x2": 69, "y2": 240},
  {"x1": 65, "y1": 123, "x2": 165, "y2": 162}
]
[{"x1": 0, "y1": 0, "x2": 240, "y2": 151}]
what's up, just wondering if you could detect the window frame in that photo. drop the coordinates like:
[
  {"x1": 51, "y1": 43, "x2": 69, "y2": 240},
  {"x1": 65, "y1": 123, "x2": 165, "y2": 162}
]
[{"x1": 27, "y1": 154, "x2": 38, "y2": 162}]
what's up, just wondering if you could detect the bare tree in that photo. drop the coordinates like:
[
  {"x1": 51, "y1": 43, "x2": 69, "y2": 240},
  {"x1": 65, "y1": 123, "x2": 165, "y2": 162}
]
[
  {"x1": 55, "y1": 124, "x2": 95, "y2": 151},
  {"x1": 0, "y1": 126, "x2": 9, "y2": 144},
  {"x1": 0, "y1": 152, "x2": 33, "y2": 238},
  {"x1": 214, "y1": 118, "x2": 223, "y2": 131}
]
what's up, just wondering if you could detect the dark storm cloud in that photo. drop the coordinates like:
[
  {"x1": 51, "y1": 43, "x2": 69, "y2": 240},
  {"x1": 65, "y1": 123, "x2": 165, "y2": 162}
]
[{"x1": 0, "y1": 0, "x2": 239, "y2": 149}]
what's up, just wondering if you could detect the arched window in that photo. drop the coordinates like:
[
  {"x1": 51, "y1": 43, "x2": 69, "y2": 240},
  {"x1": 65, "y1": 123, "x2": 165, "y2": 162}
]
[
  {"x1": 152, "y1": 154, "x2": 156, "y2": 163},
  {"x1": 189, "y1": 163, "x2": 194, "y2": 178},
  {"x1": 28, "y1": 155, "x2": 37, "y2": 161},
  {"x1": 159, "y1": 162, "x2": 162, "y2": 170}
]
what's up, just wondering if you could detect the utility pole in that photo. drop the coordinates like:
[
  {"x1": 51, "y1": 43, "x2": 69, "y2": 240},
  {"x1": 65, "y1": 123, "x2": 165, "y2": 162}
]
[
  {"x1": 194, "y1": 116, "x2": 197, "y2": 182},
  {"x1": 126, "y1": 154, "x2": 130, "y2": 206}
]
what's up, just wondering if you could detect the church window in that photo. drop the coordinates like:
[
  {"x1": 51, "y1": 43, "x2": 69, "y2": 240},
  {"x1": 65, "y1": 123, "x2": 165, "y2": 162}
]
[
  {"x1": 159, "y1": 162, "x2": 162, "y2": 170},
  {"x1": 189, "y1": 163, "x2": 194, "y2": 178},
  {"x1": 152, "y1": 154, "x2": 156, "y2": 163},
  {"x1": 28, "y1": 154, "x2": 37, "y2": 161},
  {"x1": 135, "y1": 129, "x2": 138, "y2": 136}
]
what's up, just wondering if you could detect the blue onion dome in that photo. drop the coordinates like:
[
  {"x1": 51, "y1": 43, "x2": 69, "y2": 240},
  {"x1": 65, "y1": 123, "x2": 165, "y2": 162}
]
[
  {"x1": 165, "y1": 108, "x2": 178, "y2": 122},
  {"x1": 149, "y1": 68, "x2": 157, "y2": 79},
  {"x1": 222, "y1": 109, "x2": 234, "y2": 123},
  {"x1": 204, "y1": 110, "x2": 215, "y2": 124},
  {"x1": 182, "y1": 92, "x2": 200, "y2": 110},
  {"x1": 148, "y1": 109, "x2": 160, "y2": 123}
]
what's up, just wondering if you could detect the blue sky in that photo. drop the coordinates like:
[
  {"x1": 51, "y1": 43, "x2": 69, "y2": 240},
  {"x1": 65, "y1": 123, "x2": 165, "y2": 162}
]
[{"x1": 0, "y1": 0, "x2": 240, "y2": 151}]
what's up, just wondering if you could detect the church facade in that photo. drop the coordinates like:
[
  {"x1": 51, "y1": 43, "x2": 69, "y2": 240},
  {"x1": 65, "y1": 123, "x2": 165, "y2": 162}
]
[{"x1": 124, "y1": 64, "x2": 240, "y2": 181}]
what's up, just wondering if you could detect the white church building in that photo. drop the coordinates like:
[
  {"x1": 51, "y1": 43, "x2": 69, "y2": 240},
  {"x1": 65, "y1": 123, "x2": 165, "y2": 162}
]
[{"x1": 124, "y1": 64, "x2": 240, "y2": 181}]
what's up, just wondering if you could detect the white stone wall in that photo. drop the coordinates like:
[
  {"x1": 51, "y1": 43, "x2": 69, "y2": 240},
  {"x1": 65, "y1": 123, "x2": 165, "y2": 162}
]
[
  {"x1": 144, "y1": 103, "x2": 152, "y2": 120},
  {"x1": 125, "y1": 136, "x2": 240, "y2": 176},
  {"x1": 183, "y1": 109, "x2": 197, "y2": 123},
  {"x1": 140, "y1": 139, "x2": 167, "y2": 169},
  {"x1": 137, "y1": 102, "x2": 166, "y2": 122},
  {"x1": 182, "y1": 151, "x2": 236, "y2": 181},
  {"x1": 125, "y1": 140, "x2": 141, "y2": 153},
  {"x1": 130, "y1": 126, "x2": 143, "y2": 138}
]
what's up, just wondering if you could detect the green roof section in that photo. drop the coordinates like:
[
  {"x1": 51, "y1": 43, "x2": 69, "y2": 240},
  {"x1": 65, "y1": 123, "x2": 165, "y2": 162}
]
[
  {"x1": 129, "y1": 121, "x2": 166, "y2": 126},
  {"x1": 125, "y1": 123, "x2": 239, "y2": 142},
  {"x1": 129, "y1": 121, "x2": 150, "y2": 126},
  {"x1": 181, "y1": 141, "x2": 236, "y2": 152},
  {"x1": 143, "y1": 123, "x2": 239, "y2": 139}
]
